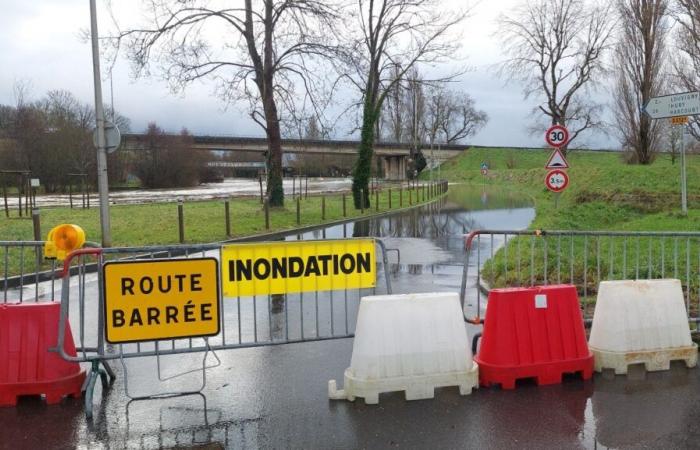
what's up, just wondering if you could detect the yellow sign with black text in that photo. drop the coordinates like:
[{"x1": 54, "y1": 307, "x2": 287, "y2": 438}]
[
  {"x1": 671, "y1": 116, "x2": 689, "y2": 125},
  {"x1": 103, "y1": 258, "x2": 220, "y2": 344},
  {"x1": 221, "y1": 239, "x2": 376, "y2": 296}
]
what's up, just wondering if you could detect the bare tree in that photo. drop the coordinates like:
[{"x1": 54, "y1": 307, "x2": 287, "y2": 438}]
[
  {"x1": 614, "y1": 0, "x2": 669, "y2": 164},
  {"x1": 337, "y1": 0, "x2": 468, "y2": 208},
  {"x1": 497, "y1": 0, "x2": 615, "y2": 153},
  {"x1": 424, "y1": 87, "x2": 488, "y2": 144},
  {"x1": 114, "y1": 0, "x2": 337, "y2": 206},
  {"x1": 673, "y1": 1, "x2": 700, "y2": 140},
  {"x1": 381, "y1": 65, "x2": 406, "y2": 143}
]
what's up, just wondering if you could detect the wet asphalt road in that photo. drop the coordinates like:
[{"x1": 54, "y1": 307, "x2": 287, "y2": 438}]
[
  {"x1": 3, "y1": 342, "x2": 700, "y2": 449},
  {"x1": 3, "y1": 187, "x2": 698, "y2": 449}
]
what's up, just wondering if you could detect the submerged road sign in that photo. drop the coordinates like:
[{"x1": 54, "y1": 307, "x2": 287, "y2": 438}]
[
  {"x1": 103, "y1": 258, "x2": 220, "y2": 343},
  {"x1": 545, "y1": 169, "x2": 569, "y2": 193},
  {"x1": 221, "y1": 239, "x2": 376, "y2": 297},
  {"x1": 545, "y1": 148, "x2": 570, "y2": 169},
  {"x1": 644, "y1": 92, "x2": 700, "y2": 119}
]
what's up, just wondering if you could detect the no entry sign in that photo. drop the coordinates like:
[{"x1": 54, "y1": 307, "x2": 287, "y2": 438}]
[
  {"x1": 545, "y1": 169, "x2": 569, "y2": 192},
  {"x1": 545, "y1": 125, "x2": 569, "y2": 148}
]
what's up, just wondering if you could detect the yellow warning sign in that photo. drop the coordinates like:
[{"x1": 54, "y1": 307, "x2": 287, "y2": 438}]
[
  {"x1": 671, "y1": 116, "x2": 689, "y2": 125},
  {"x1": 221, "y1": 239, "x2": 376, "y2": 297},
  {"x1": 103, "y1": 258, "x2": 220, "y2": 344}
]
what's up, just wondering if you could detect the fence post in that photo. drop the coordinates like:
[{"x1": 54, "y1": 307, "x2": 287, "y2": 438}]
[
  {"x1": 264, "y1": 198, "x2": 270, "y2": 230},
  {"x1": 296, "y1": 196, "x2": 301, "y2": 225},
  {"x1": 409, "y1": 188, "x2": 412, "y2": 205},
  {"x1": 322, "y1": 195, "x2": 326, "y2": 220},
  {"x1": 360, "y1": 189, "x2": 365, "y2": 214},
  {"x1": 2, "y1": 184, "x2": 7, "y2": 218},
  {"x1": 342, "y1": 193, "x2": 347, "y2": 217},
  {"x1": 177, "y1": 200, "x2": 185, "y2": 244},
  {"x1": 305, "y1": 175, "x2": 308, "y2": 199},
  {"x1": 32, "y1": 208, "x2": 42, "y2": 265},
  {"x1": 388, "y1": 188, "x2": 392, "y2": 209},
  {"x1": 224, "y1": 199, "x2": 231, "y2": 237},
  {"x1": 375, "y1": 189, "x2": 379, "y2": 212},
  {"x1": 399, "y1": 186, "x2": 403, "y2": 207},
  {"x1": 32, "y1": 207, "x2": 41, "y2": 241}
]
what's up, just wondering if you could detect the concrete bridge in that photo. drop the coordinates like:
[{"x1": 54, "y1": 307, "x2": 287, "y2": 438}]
[{"x1": 122, "y1": 134, "x2": 467, "y2": 180}]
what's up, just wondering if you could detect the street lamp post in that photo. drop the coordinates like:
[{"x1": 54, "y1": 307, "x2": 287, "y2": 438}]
[{"x1": 89, "y1": 0, "x2": 112, "y2": 247}]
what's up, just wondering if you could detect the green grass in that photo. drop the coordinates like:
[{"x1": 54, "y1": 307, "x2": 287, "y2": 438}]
[
  {"x1": 431, "y1": 147, "x2": 700, "y2": 304},
  {"x1": 1, "y1": 185, "x2": 443, "y2": 276},
  {"x1": 432, "y1": 148, "x2": 700, "y2": 230}
]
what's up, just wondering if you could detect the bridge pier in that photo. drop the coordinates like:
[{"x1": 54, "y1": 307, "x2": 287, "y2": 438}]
[{"x1": 382, "y1": 156, "x2": 406, "y2": 181}]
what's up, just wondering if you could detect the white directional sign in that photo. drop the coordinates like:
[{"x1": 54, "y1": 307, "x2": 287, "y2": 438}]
[
  {"x1": 644, "y1": 92, "x2": 700, "y2": 119},
  {"x1": 545, "y1": 149, "x2": 570, "y2": 169}
]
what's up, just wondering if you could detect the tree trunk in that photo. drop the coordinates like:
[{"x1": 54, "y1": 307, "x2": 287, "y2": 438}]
[
  {"x1": 263, "y1": 92, "x2": 284, "y2": 206},
  {"x1": 352, "y1": 98, "x2": 376, "y2": 209}
]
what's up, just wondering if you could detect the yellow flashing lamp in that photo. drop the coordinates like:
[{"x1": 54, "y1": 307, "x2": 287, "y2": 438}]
[{"x1": 44, "y1": 224, "x2": 86, "y2": 261}]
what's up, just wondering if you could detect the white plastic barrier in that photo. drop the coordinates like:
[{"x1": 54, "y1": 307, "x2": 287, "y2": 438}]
[
  {"x1": 328, "y1": 292, "x2": 478, "y2": 404},
  {"x1": 589, "y1": 279, "x2": 698, "y2": 374}
]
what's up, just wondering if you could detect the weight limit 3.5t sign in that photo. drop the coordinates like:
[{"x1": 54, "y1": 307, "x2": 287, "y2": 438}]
[{"x1": 103, "y1": 258, "x2": 220, "y2": 343}]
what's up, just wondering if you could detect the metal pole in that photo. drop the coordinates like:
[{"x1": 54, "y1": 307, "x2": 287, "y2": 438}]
[
  {"x1": 681, "y1": 125, "x2": 688, "y2": 215},
  {"x1": 90, "y1": 0, "x2": 112, "y2": 246}
]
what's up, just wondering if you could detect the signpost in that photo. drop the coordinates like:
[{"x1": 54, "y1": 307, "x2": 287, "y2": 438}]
[
  {"x1": 643, "y1": 92, "x2": 700, "y2": 119},
  {"x1": 545, "y1": 125, "x2": 569, "y2": 148},
  {"x1": 644, "y1": 92, "x2": 700, "y2": 215},
  {"x1": 480, "y1": 162, "x2": 488, "y2": 176},
  {"x1": 544, "y1": 125, "x2": 570, "y2": 208},
  {"x1": 103, "y1": 258, "x2": 221, "y2": 343},
  {"x1": 545, "y1": 169, "x2": 569, "y2": 193},
  {"x1": 545, "y1": 148, "x2": 570, "y2": 169}
]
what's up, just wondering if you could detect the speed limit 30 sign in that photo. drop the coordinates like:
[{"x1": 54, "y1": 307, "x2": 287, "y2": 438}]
[
  {"x1": 545, "y1": 125, "x2": 569, "y2": 148},
  {"x1": 545, "y1": 169, "x2": 569, "y2": 192}
]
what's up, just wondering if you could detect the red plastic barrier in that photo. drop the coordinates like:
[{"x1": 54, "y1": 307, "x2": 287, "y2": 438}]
[
  {"x1": 0, "y1": 302, "x2": 85, "y2": 406},
  {"x1": 474, "y1": 285, "x2": 593, "y2": 389}
]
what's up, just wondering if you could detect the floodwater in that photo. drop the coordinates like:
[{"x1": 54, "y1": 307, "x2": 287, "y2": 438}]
[
  {"x1": 3, "y1": 177, "x2": 352, "y2": 208},
  {"x1": 2, "y1": 185, "x2": 697, "y2": 449}
]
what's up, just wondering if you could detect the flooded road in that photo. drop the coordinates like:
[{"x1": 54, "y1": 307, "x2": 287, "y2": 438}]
[
  {"x1": 2, "y1": 185, "x2": 696, "y2": 449},
  {"x1": 4, "y1": 177, "x2": 352, "y2": 208}
]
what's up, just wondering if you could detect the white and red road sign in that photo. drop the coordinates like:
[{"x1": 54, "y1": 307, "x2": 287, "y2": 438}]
[
  {"x1": 481, "y1": 168, "x2": 488, "y2": 176},
  {"x1": 545, "y1": 169, "x2": 569, "y2": 193},
  {"x1": 545, "y1": 125, "x2": 569, "y2": 148},
  {"x1": 545, "y1": 148, "x2": 570, "y2": 169}
]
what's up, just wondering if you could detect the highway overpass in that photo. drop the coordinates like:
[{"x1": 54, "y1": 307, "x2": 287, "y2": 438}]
[{"x1": 122, "y1": 134, "x2": 467, "y2": 180}]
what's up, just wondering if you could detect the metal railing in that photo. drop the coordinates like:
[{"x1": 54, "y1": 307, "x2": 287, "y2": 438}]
[
  {"x1": 1, "y1": 240, "x2": 63, "y2": 303},
  {"x1": 461, "y1": 230, "x2": 700, "y2": 325}
]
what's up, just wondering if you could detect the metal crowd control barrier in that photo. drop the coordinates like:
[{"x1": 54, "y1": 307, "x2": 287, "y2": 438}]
[
  {"x1": 53, "y1": 238, "x2": 392, "y2": 419},
  {"x1": 461, "y1": 230, "x2": 700, "y2": 326},
  {"x1": 1, "y1": 240, "x2": 61, "y2": 303}
]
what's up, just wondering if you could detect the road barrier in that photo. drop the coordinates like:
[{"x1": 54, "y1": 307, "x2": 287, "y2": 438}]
[
  {"x1": 474, "y1": 285, "x2": 593, "y2": 389},
  {"x1": 0, "y1": 302, "x2": 85, "y2": 406},
  {"x1": 590, "y1": 279, "x2": 697, "y2": 374},
  {"x1": 329, "y1": 292, "x2": 478, "y2": 403},
  {"x1": 461, "y1": 229, "x2": 700, "y2": 325},
  {"x1": 51, "y1": 238, "x2": 393, "y2": 419}
]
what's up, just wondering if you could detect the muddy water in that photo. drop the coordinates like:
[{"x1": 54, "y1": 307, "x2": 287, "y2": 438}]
[{"x1": 3, "y1": 177, "x2": 352, "y2": 208}]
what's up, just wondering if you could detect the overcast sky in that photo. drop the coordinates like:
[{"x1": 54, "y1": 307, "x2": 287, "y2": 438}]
[{"x1": 0, "y1": 0, "x2": 617, "y2": 149}]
